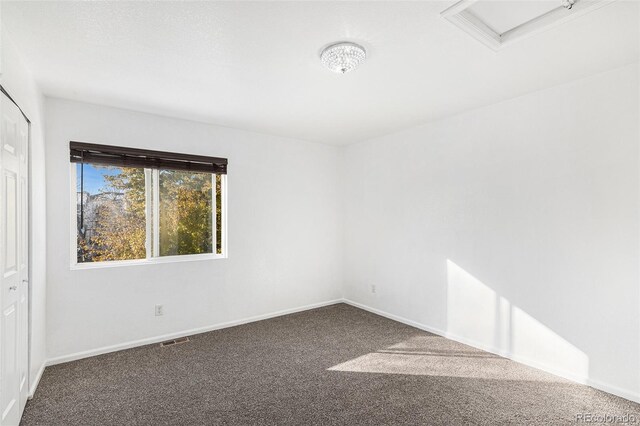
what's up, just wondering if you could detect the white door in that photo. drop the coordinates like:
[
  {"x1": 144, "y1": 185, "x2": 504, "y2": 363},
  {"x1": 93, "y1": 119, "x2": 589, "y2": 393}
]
[{"x1": 0, "y1": 92, "x2": 29, "y2": 426}]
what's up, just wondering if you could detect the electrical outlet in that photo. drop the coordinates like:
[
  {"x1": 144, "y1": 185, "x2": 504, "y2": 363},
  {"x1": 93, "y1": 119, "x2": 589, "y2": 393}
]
[
  {"x1": 371, "y1": 285, "x2": 376, "y2": 294},
  {"x1": 155, "y1": 304, "x2": 164, "y2": 316}
]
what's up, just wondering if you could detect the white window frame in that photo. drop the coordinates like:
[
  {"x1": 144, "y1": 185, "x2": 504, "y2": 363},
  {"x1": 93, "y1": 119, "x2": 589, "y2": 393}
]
[{"x1": 69, "y1": 163, "x2": 227, "y2": 269}]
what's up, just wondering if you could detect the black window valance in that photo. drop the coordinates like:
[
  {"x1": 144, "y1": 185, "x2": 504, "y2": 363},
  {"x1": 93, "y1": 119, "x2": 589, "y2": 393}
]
[{"x1": 70, "y1": 141, "x2": 227, "y2": 174}]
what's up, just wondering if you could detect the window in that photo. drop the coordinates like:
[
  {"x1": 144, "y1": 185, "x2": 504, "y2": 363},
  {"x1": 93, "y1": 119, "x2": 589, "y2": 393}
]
[
  {"x1": 76, "y1": 164, "x2": 147, "y2": 262},
  {"x1": 72, "y1": 142, "x2": 227, "y2": 265},
  {"x1": 157, "y1": 169, "x2": 220, "y2": 257}
]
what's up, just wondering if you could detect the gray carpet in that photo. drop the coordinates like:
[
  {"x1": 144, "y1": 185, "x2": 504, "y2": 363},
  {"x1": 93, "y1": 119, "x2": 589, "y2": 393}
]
[{"x1": 21, "y1": 304, "x2": 640, "y2": 425}]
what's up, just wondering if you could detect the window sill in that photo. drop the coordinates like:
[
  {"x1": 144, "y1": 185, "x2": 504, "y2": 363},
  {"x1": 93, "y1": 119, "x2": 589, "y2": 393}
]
[{"x1": 70, "y1": 253, "x2": 227, "y2": 270}]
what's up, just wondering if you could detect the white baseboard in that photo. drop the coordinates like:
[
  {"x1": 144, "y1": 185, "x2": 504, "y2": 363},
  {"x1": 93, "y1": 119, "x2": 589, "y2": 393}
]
[
  {"x1": 342, "y1": 298, "x2": 640, "y2": 404},
  {"x1": 46, "y1": 299, "x2": 343, "y2": 367},
  {"x1": 588, "y1": 378, "x2": 640, "y2": 404},
  {"x1": 343, "y1": 298, "x2": 450, "y2": 338},
  {"x1": 28, "y1": 362, "x2": 46, "y2": 399}
]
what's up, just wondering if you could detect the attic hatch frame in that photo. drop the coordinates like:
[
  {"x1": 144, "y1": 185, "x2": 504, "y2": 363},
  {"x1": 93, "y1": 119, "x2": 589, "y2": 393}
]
[{"x1": 441, "y1": 0, "x2": 618, "y2": 51}]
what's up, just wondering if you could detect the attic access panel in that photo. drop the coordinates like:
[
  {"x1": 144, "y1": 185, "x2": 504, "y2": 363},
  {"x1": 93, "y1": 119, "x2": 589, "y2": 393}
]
[{"x1": 441, "y1": 0, "x2": 617, "y2": 51}]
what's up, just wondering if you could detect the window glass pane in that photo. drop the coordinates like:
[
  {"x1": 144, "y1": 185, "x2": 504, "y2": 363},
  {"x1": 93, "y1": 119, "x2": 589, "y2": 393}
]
[
  {"x1": 76, "y1": 164, "x2": 146, "y2": 263},
  {"x1": 158, "y1": 169, "x2": 213, "y2": 256}
]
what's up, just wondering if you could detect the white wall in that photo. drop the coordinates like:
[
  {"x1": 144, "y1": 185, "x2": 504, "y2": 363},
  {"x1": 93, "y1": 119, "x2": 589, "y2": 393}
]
[
  {"x1": 45, "y1": 98, "x2": 343, "y2": 361},
  {"x1": 343, "y1": 64, "x2": 640, "y2": 402},
  {"x1": 0, "y1": 30, "x2": 47, "y2": 394}
]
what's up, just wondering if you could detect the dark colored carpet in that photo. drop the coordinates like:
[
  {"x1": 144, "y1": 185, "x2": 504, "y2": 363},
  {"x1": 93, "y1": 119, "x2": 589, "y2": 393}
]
[{"x1": 22, "y1": 304, "x2": 640, "y2": 425}]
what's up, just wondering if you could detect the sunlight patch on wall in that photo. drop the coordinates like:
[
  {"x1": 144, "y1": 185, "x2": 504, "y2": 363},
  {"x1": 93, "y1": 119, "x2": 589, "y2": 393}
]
[
  {"x1": 510, "y1": 306, "x2": 588, "y2": 379},
  {"x1": 446, "y1": 259, "x2": 510, "y2": 351},
  {"x1": 446, "y1": 259, "x2": 588, "y2": 381}
]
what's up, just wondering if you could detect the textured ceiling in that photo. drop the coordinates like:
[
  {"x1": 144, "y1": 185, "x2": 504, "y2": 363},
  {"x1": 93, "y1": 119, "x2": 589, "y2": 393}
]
[{"x1": 2, "y1": 1, "x2": 638, "y2": 145}]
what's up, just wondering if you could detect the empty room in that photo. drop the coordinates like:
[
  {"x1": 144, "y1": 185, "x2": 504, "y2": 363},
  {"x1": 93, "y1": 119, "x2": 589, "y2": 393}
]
[{"x1": 0, "y1": 0, "x2": 639, "y2": 424}]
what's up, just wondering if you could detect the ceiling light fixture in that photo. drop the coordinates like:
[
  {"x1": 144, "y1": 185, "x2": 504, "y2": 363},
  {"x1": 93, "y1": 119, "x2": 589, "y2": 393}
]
[{"x1": 320, "y1": 42, "x2": 366, "y2": 74}]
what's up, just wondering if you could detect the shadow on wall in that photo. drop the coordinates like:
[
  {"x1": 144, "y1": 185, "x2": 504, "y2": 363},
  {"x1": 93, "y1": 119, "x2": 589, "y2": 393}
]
[{"x1": 445, "y1": 259, "x2": 588, "y2": 382}]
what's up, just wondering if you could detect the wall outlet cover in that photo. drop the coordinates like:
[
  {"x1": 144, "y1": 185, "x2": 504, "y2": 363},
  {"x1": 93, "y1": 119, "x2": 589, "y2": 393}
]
[{"x1": 155, "y1": 304, "x2": 164, "y2": 316}]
